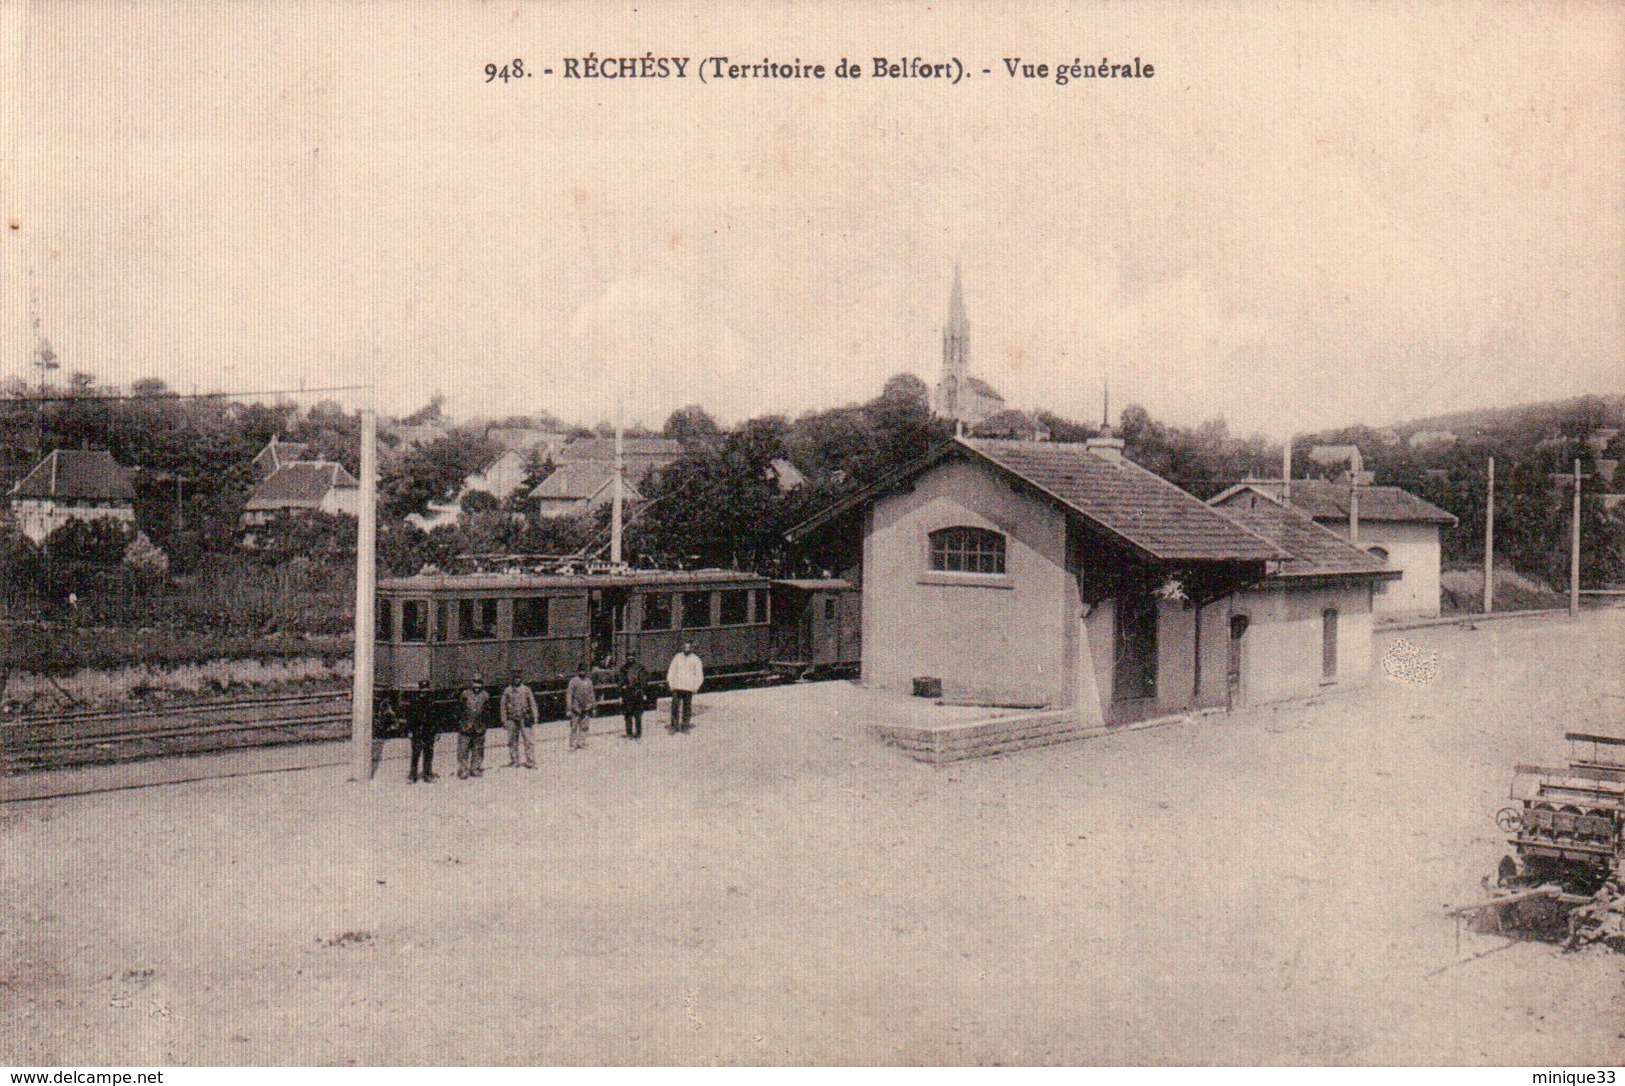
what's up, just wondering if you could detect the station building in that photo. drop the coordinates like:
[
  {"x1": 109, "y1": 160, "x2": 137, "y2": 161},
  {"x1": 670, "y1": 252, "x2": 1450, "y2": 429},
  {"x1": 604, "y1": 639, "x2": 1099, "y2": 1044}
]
[{"x1": 789, "y1": 435, "x2": 1398, "y2": 725}]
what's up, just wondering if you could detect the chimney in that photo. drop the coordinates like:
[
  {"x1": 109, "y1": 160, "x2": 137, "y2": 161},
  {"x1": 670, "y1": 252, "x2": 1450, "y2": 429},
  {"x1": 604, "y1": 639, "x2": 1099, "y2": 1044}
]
[{"x1": 1087, "y1": 431, "x2": 1125, "y2": 465}]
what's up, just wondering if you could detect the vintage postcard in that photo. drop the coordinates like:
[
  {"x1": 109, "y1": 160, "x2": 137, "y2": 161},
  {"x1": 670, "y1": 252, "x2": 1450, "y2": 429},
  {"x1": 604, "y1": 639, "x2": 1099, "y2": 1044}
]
[{"x1": 1, "y1": 0, "x2": 1621, "y2": 1071}]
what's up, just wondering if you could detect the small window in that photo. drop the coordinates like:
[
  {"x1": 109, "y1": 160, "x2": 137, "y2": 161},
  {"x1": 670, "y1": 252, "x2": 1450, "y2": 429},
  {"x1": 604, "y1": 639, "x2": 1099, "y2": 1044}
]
[
  {"x1": 643, "y1": 593, "x2": 673, "y2": 631},
  {"x1": 433, "y1": 600, "x2": 449, "y2": 642},
  {"x1": 681, "y1": 591, "x2": 713, "y2": 629},
  {"x1": 929, "y1": 526, "x2": 1006, "y2": 574},
  {"x1": 719, "y1": 589, "x2": 749, "y2": 626},
  {"x1": 401, "y1": 600, "x2": 428, "y2": 642},
  {"x1": 1322, "y1": 608, "x2": 1339, "y2": 681},
  {"x1": 460, "y1": 598, "x2": 498, "y2": 641},
  {"x1": 513, "y1": 597, "x2": 549, "y2": 638},
  {"x1": 751, "y1": 589, "x2": 770, "y2": 625},
  {"x1": 376, "y1": 599, "x2": 393, "y2": 641}
]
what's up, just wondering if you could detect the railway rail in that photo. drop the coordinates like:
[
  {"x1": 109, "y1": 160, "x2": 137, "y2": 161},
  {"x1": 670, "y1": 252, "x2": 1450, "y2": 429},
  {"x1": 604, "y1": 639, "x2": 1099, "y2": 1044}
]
[{"x1": 1, "y1": 690, "x2": 352, "y2": 773}]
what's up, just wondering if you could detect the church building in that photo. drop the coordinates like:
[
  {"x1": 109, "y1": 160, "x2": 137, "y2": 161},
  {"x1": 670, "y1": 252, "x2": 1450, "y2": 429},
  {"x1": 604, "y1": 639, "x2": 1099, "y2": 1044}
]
[{"x1": 931, "y1": 266, "x2": 1006, "y2": 429}]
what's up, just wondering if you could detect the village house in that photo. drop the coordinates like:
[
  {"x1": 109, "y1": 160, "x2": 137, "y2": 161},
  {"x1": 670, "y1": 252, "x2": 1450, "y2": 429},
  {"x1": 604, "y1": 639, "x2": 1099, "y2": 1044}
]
[
  {"x1": 485, "y1": 425, "x2": 568, "y2": 459},
  {"x1": 1210, "y1": 488, "x2": 1401, "y2": 707},
  {"x1": 1209, "y1": 478, "x2": 1457, "y2": 618},
  {"x1": 554, "y1": 436, "x2": 683, "y2": 487},
  {"x1": 241, "y1": 460, "x2": 359, "y2": 527},
  {"x1": 789, "y1": 435, "x2": 1296, "y2": 726},
  {"x1": 250, "y1": 436, "x2": 309, "y2": 479},
  {"x1": 530, "y1": 461, "x2": 644, "y2": 519},
  {"x1": 404, "y1": 449, "x2": 537, "y2": 532},
  {"x1": 8, "y1": 449, "x2": 138, "y2": 544}
]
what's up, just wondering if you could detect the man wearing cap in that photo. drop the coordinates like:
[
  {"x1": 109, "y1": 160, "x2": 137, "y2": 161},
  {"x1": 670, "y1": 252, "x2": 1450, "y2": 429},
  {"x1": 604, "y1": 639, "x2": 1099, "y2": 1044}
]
[
  {"x1": 457, "y1": 674, "x2": 491, "y2": 779},
  {"x1": 666, "y1": 642, "x2": 704, "y2": 734},
  {"x1": 500, "y1": 672, "x2": 539, "y2": 769}
]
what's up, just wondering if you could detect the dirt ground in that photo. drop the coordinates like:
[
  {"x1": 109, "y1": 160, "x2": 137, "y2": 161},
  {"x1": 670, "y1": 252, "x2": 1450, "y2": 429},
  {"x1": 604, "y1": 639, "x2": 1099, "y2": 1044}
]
[{"x1": 3, "y1": 610, "x2": 1622, "y2": 1066}]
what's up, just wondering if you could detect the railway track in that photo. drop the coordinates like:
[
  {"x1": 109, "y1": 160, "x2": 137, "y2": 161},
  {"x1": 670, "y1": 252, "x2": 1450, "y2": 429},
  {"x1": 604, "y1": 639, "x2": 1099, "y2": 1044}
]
[{"x1": 1, "y1": 691, "x2": 352, "y2": 772}]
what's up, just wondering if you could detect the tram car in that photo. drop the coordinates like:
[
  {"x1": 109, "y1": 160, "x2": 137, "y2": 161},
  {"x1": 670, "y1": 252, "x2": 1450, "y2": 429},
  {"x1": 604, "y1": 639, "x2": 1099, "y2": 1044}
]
[
  {"x1": 373, "y1": 567, "x2": 861, "y2": 727},
  {"x1": 768, "y1": 579, "x2": 861, "y2": 680}
]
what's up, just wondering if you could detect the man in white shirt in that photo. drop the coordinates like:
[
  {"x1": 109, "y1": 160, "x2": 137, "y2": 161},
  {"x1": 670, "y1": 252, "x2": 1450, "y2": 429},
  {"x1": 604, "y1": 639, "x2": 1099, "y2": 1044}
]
[{"x1": 666, "y1": 642, "x2": 704, "y2": 734}]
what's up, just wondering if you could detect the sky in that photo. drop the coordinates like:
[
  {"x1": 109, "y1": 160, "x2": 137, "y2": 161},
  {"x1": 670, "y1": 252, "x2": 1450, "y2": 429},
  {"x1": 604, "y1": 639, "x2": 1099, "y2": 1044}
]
[{"x1": 2, "y1": 1, "x2": 1621, "y2": 438}]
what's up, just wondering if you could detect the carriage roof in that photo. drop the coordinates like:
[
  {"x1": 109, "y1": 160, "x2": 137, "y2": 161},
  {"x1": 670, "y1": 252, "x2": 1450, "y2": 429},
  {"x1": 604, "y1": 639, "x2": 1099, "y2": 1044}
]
[{"x1": 378, "y1": 569, "x2": 770, "y2": 594}]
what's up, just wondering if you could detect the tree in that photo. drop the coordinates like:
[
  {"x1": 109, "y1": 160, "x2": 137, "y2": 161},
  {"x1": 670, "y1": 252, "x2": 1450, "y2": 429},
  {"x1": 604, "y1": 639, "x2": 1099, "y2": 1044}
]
[
  {"x1": 663, "y1": 404, "x2": 721, "y2": 442},
  {"x1": 379, "y1": 431, "x2": 499, "y2": 519}
]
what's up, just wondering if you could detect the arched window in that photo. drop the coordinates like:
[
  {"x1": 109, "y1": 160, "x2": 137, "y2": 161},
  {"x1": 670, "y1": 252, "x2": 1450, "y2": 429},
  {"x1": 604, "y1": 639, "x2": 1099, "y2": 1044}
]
[
  {"x1": 1365, "y1": 545, "x2": 1389, "y2": 562},
  {"x1": 928, "y1": 526, "x2": 1006, "y2": 574}
]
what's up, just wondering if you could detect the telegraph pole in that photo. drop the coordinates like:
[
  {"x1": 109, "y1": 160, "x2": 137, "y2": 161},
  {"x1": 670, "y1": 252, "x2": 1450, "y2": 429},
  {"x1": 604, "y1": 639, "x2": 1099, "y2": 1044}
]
[
  {"x1": 611, "y1": 395, "x2": 624, "y2": 566},
  {"x1": 1570, "y1": 458, "x2": 1582, "y2": 619},
  {"x1": 1482, "y1": 457, "x2": 1494, "y2": 615},
  {"x1": 350, "y1": 401, "x2": 379, "y2": 781}
]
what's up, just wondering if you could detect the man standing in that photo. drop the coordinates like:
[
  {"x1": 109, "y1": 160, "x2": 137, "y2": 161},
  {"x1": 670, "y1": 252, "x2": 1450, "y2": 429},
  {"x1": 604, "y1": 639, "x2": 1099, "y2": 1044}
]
[
  {"x1": 500, "y1": 672, "x2": 539, "y2": 769},
  {"x1": 617, "y1": 655, "x2": 648, "y2": 740},
  {"x1": 457, "y1": 673, "x2": 491, "y2": 779},
  {"x1": 666, "y1": 642, "x2": 704, "y2": 734},
  {"x1": 407, "y1": 680, "x2": 439, "y2": 783},
  {"x1": 566, "y1": 666, "x2": 595, "y2": 751}
]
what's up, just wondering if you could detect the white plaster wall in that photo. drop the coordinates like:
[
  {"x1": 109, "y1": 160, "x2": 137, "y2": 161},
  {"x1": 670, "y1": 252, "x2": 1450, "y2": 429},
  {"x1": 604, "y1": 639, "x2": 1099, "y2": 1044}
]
[
  {"x1": 1320, "y1": 519, "x2": 1442, "y2": 618},
  {"x1": 1231, "y1": 581, "x2": 1374, "y2": 706},
  {"x1": 862, "y1": 459, "x2": 1070, "y2": 706}
]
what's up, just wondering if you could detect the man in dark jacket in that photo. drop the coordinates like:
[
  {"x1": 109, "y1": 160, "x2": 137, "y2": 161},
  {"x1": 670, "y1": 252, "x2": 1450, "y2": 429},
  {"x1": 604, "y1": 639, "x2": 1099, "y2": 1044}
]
[
  {"x1": 407, "y1": 680, "x2": 439, "y2": 783},
  {"x1": 617, "y1": 655, "x2": 648, "y2": 740}
]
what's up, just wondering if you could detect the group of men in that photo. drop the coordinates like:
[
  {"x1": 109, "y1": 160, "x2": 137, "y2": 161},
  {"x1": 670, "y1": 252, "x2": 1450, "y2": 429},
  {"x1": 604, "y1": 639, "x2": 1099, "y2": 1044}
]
[{"x1": 393, "y1": 642, "x2": 707, "y2": 783}]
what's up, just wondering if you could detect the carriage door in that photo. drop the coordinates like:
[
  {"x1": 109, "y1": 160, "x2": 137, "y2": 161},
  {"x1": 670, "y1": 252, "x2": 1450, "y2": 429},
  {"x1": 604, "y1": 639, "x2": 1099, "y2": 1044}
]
[
  {"x1": 1227, "y1": 614, "x2": 1250, "y2": 710},
  {"x1": 589, "y1": 588, "x2": 628, "y2": 666}
]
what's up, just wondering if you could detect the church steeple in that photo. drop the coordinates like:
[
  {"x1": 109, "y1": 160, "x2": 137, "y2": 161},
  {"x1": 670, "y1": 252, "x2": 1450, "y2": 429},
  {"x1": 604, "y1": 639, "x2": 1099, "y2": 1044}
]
[{"x1": 943, "y1": 262, "x2": 969, "y2": 379}]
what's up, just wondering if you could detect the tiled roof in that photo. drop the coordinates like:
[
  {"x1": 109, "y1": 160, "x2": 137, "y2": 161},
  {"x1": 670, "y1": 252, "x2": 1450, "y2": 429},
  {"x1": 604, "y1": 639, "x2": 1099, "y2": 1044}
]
[
  {"x1": 244, "y1": 461, "x2": 359, "y2": 510},
  {"x1": 556, "y1": 437, "x2": 682, "y2": 463},
  {"x1": 529, "y1": 463, "x2": 643, "y2": 502},
  {"x1": 9, "y1": 450, "x2": 135, "y2": 501},
  {"x1": 251, "y1": 439, "x2": 309, "y2": 472},
  {"x1": 1210, "y1": 491, "x2": 1396, "y2": 578},
  {"x1": 1212, "y1": 480, "x2": 1457, "y2": 525},
  {"x1": 963, "y1": 440, "x2": 1283, "y2": 561}
]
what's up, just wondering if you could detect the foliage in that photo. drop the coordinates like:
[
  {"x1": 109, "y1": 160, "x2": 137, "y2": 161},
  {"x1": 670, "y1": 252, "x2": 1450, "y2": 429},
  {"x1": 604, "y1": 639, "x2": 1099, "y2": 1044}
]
[{"x1": 378, "y1": 430, "x2": 499, "y2": 519}]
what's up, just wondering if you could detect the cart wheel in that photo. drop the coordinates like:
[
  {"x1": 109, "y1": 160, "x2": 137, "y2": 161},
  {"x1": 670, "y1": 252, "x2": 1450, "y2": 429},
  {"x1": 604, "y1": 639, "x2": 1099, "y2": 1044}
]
[
  {"x1": 1497, "y1": 854, "x2": 1519, "y2": 887},
  {"x1": 1495, "y1": 808, "x2": 1522, "y2": 833}
]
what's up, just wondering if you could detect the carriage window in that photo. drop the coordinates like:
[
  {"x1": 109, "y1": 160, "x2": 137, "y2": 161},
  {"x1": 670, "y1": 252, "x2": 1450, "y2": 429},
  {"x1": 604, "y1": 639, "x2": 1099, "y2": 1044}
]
[
  {"x1": 929, "y1": 526, "x2": 1006, "y2": 574},
  {"x1": 513, "y1": 597, "x2": 549, "y2": 638},
  {"x1": 376, "y1": 599, "x2": 393, "y2": 640},
  {"x1": 825, "y1": 597, "x2": 837, "y2": 621},
  {"x1": 681, "y1": 591, "x2": 713, "y2": 629},
  {"x1": 433, "y1": 601, "x2": 449, "y2": 642},
  {"x1": 400, "y1": 600, "x2": 428, "y2": 642},
  {"x1": 719, "y1": 590, "x2": 749, "y2": 626},
  {"x1": 643, "y1": 593, "x2": 673, "y2": 630},
  {"x1": 751, "y1": 589, "x2": 770, "y2": 624},
  {"x1": 460, "y1": 598, "x2": 498, "y2": 640}
]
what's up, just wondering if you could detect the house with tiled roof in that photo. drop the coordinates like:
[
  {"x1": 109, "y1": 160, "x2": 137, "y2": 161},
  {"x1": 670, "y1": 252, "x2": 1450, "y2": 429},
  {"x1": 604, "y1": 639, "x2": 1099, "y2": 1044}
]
[
  {"x1": 787, "y1": 434, "x2": 1300, "y2": 725},
  {"x1": 8, "y1": 449, "x2": 137, "y2": 544},
  {"x1": 1210, "y1": 478, "x2": 1457, "y2": 617},
  {"x1": 530, "y1": 462, "x2": 643, "y2": 519},
  {"x1": 241, "y1": 461, "x2": 359, "y2": 527},
  {"x1": 1210, "y1": 489, "x2": 1401, "y2": 706},
  {"x1": 554, "y1": 436, "x2": 682, "y2": 486},
  {"x1": 250, "y1": 436, "x2": 311, "y2": 480}
]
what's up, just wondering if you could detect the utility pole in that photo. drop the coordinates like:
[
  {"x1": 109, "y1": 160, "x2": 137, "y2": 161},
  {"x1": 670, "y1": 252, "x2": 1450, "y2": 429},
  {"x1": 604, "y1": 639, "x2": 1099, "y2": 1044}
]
[
  {"x1": 1570, "y1": 458, "x2": 1582, "y2": 620},
  {"x1": 611, "y1": 395, "x2": 624, "y2": 566},
  {"x1": 350, "y1": 402, "x2": 379, "y2": 782},
  {"x1": 1482, "y1": 457, "x2": 1494, "y2": 615},
  {"x1": 1281, "y1": 435, "x2": 1292, "y2": 504}
]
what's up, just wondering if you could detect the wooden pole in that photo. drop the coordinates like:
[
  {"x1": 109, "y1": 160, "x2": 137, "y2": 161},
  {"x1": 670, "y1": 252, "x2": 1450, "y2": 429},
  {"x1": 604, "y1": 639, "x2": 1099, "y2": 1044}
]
[
  {"x1": 350, "y1": 404, "x2": 378, "y2": 781},
  {"x1": 1483, "y1": 457, "x2": 1494, "y2": 615},
  {"x1": 611, "y1": 396, "x2": 624, "y2": 566},
  {"x1": 1570, "y1": 458, "x2": 1581, "y2": 619}
]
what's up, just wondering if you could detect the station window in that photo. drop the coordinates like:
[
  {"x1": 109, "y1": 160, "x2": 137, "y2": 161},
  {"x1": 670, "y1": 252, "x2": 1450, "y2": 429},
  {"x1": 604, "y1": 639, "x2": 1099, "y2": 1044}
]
[
  {"x1": 929, "y1": 526, "x2": 1006, "y2": 574},
  {"x1": 681, "y1": 591, "x2": 713, "y2": 629},
  {"x1": 513, "y1": 597, "x2": 549, "y2": 638},
  {"x1": 719, "y1": 589, "x2": 749, "y2": 626},
  {"x1": 376, "y1": 599, "x2": 393, "y2": 641},
  {"x1": 643, "y1": 593, "x2": 672, "y2": 630},
  {"x1": 751, "y1": 588, "x2": 770, "y2": 624},
  {"x1": 401, "y1": 600, "x2": 428, "y2": 643},
  {"x1": 460, "y1": 598, "x2": 498, "y2": 641}
]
